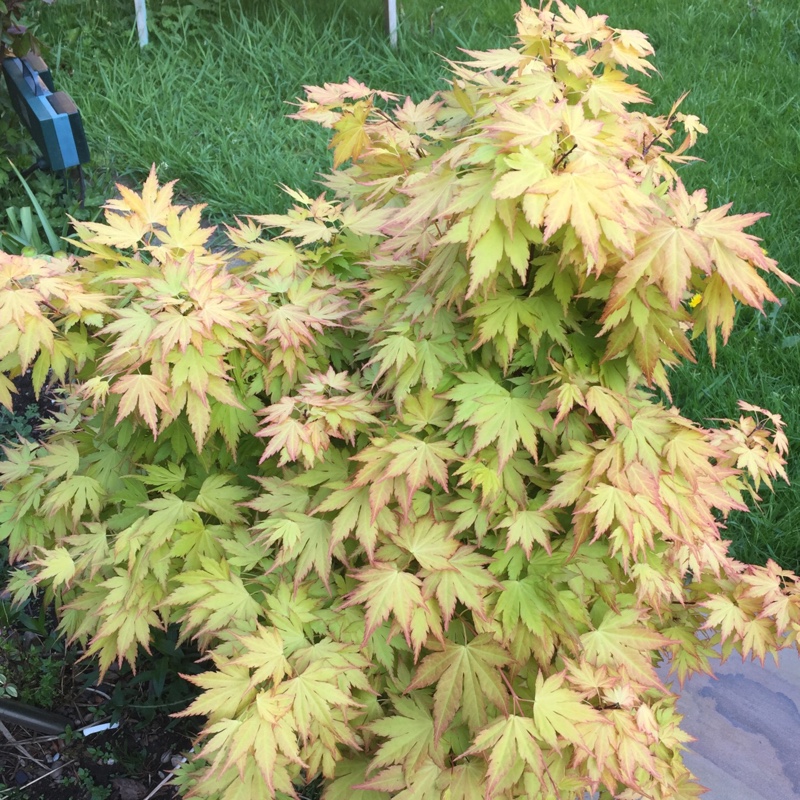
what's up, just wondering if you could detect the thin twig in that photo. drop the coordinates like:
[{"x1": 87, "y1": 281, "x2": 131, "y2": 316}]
[
  {"x1": 0, "y1": 718, "x2": 48, "y2": 769},
  {"x1": 141, "y1": 768, "x2": 178, "y2": 800},
  {"x1": 0, "y1": 732, "x2": 61, "y2": 747},
  {"x1": 553, "y1": 144, "x2": 577, "y2": 170}
]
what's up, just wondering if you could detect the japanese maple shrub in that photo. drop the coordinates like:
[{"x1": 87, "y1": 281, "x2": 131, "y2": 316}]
[{"x1": 0, "y1": 3, "x2": 797, "y2": 799}]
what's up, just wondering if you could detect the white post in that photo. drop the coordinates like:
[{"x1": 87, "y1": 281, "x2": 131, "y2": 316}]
[
  {"x1": 386, "y1": 0, "x2": 398, "y2": 49},
  {"x1": 134, "y1": 0, "x2": 149, "y2": 47}
]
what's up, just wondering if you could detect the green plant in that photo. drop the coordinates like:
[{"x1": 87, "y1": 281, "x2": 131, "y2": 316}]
[
  {"x1": 59, "y1": 766, "x2": 112, "y2": 800},
  {"x1": 1, "y1": 0, "x2": 55, "y2": 56},
  {"x1": 0, "y1": 633, "x2": 63, "y2": 705},
  {"x1": 1, "y1": 2, "x2": 799, "y2": 799},
  {"x1": 0, "y1": 402, "x2": 41, "y2": 441},
  {"x1": 0, "y1": 670, "x2": 17, "y2": 698}
]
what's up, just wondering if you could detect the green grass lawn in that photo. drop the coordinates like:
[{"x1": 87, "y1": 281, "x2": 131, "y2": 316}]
[{"x1": 16, "y1": 0, "x2": 800, "y2": 567}]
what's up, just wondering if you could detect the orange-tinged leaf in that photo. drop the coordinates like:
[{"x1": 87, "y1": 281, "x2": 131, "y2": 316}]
[
  {"x1": 534, "y1": 165, "x2": 625, "y2": 260},
  {"x1": 106, "y1": 165, "x2": 176, "y2": 226}
]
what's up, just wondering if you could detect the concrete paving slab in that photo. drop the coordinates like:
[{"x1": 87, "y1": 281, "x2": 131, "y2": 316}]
[{"x1": 664, "y1": 649, "x2": 800, "y2": 799}]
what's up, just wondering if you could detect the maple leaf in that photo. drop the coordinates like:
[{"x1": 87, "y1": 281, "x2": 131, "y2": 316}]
[
  {"x1": 497, "y1": 502, "x2": 559, "y2": 557},
  {"x1": 157, "y1": 205, "x2": 214, "y2": 253},
  {"x1": 421, "y1": 546, "x2": 499, "y2": 627},
  {"x1": 532, "y1": 671, "x2": 605, "y2": 750},
  {"x1": 342, "y1": 562, "x2": 427, "y2": 649},
  {"x1": 34, "y1": 440, "x2": 80, "y2": 482},
  {"x1": 532, "y1": 163, "x2": 628, "y2": 261},
  {"x1": 231, "y1": 626, "x2": 292, "y2": 688},
  {"x1": 314, "y1": 485, "x2": 396, "y2": 560},
  {"x1": 609, "y1": 216, "x2": 711, "y2": 311},
  {"x1": 464, "y1": 715, "x2": 544, "y2": 796},
  {"x1": 352, "y1": 434, "x2": 456, "y2": 508},
  {"x1": 40, "y1": 474, "x2": 105, "y2": 525},
  {"x1": 105, "y1": 165, "x2": 177, "y2": 226},
  {"x1": 367, "y1": 694, "x2": 444, "y2": 775},
  {"x1": 330, "y1": 102, "x2": 372, "y2": 167},
  {"x1": 445, "y1": 373, "x2": 546, "y2": 468},
  {"x1": 278, "y1": 661, "x2": 363, "y2": 744},
  {"x1": 699, "y1": 594, "x2": 749, "y2": 641},
  {"x1": 112, "y1": 374, "x2": 172, "y2": 437},
  {"x1": 581, "y1": 609, "x2": 673, "y2": 689},
  {"x1": 407, "y1": 635, "x2": 509, "y2": 739},
  {"x1": 165, "y1": 559, "x2": 263, "y2": 639},
  {"x1": 180, "y1": 658, "x2": 257, "y2": 721},
  {"x1": 33, "y1": 546, "x2": 76, "y2": 588},
  {"x1": 326, "y1": 758, "x2": 393, "y2": 800}
]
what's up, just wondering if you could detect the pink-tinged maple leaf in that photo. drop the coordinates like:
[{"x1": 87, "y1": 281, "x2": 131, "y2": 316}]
[
  {"x1": 533, "y1": 164, "x2": 627, "y2": 261},
  {"x1": 341, "y1": 562, "x2": 427, "y2": 648},
  {"x1": 111, "y1": 374, "x2": 171, "y2": 437}
]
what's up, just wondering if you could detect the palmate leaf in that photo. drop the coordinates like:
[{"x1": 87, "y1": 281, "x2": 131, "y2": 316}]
[
  {"x1": 497, "y1": 502, "x2": 559, "y2": 557},
  {"x1": 533, "y1": 162, "x2": 631, "y2": 261},
  {"x1": 581, "y1": 608, "x2": 674, "y2": 689},
  {"x1": 112, "y1": 373, "x2": 171, "y2": 437},
  {"x1": 463, "y1": 715, "x2": 544, "y2": 796},
  {"x1": 105, "y1": 165, "x2": 177, "y2": 227},
  {"x1": 231, "y1": 626, "x2": 292, "y2": 688},
  {"x1": 367, "y1": 695, "x2": 444, "y2": 775},
  {"x1": 531, "y1": 671, "x2": 606, "y2": 750},
  {"x1": 324, "y1": 757, "x2": 392, "y2": 800},
  {"x1": 342, "y1": 562, "x2": 427, "y2": 648},
  {"x1": 421, "y1": 547, "x2": 498, "y2": 627},
  {"x1": 407, "y1": 635, "x2": 509, "y2": 739},
  {"x1": 352, "y1": 434, "x2": 457, "y2": 511},
  {"x1": 445, "y1": 373, "x2": 547, "y2": 468}
]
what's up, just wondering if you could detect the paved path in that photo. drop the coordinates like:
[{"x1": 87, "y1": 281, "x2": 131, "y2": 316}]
[{"x1": 666, "y1": 650, "x2": 800, "y2": 799}]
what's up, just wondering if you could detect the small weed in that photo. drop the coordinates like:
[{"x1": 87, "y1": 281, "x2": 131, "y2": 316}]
[
  {"x1": 0, "y1": 404, "x2": 41, "y2": 443},
  {"x1": 59, "y1": 767, "x2": 112, "y2": 800}
]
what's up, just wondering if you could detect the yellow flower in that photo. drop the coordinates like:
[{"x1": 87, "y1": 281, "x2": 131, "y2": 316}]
[{"x1": 688, "y1": 293, "x2": 703, "y2": 308}]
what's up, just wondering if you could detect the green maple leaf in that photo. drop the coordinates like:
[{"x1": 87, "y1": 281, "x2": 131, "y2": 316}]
[
  {"x1": 195, "y1": 474, "x2": 252, "y2": 525},
  {"x1": 497, "y1": 502, "x2": 559, "y2": 557},
  {"x1": 181, "y1": 662, "x2": 256, "y2": 720},
  {"x1": 532, "y1": 671, "x2": 605, "y2": 749},
  {"x1": 581, "y1": 608, "x2": 673, "y2": 688},
  {"x1": 408, "y1": 634, "x2": 509, "y2": 739},
  {"x1": 464, "y1": 715, "x2": 544, "y2": 796},
  {"x1": 324, "y1": 757, "x2": 392, "y2": 800},
  {"x1": 279, "y1": 662, "x2": 362, "y2": 743},
  {"x1": 446, "y1": 372, "x2": 546, "y2": 467},
  {"x1": 421, "y1": 547, "x2": 498, "y2": 627},
  {"x1": 367, "y1": 695, "x2": 444, "y2": 774},
  {"x1": 34, "y1": 440, "x2": 80, "y2": 483},
  {"x1": 34, "y1": 546, "x2": 76, "y2": 588},
  {"x1": 41, "y1": 474, "x2": 105, "y2": 524}
]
